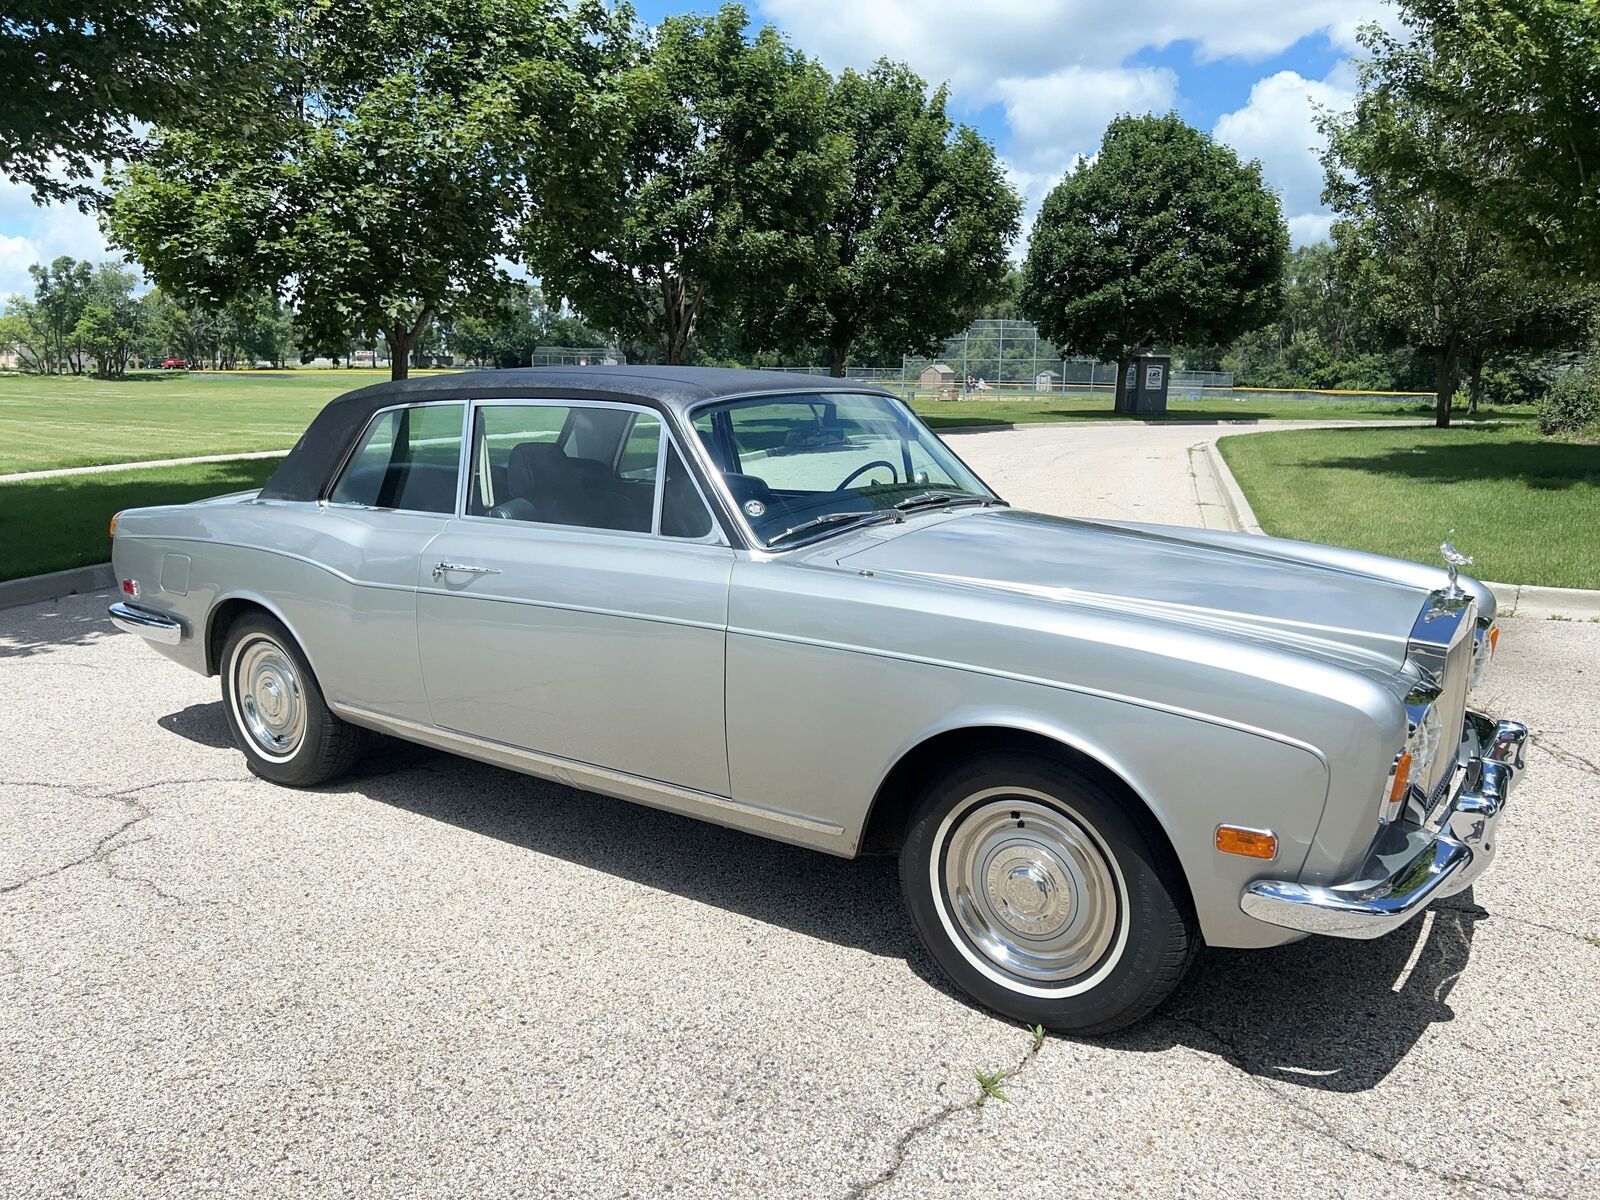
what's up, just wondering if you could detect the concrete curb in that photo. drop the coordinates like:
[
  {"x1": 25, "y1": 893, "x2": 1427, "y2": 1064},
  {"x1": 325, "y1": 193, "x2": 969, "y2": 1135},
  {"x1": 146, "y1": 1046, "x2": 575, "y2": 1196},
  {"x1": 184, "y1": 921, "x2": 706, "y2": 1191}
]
[
  {"x1": 0, "y1": 563, "x2": 114, "y2": 612},
  {"x1": 1202, "y1": 440, "x2": 1265, "y2": 535},
  {"x1": 0, "y1": 449, "x2": 289, "y2": 484},
  {"x1": 1205, "y1": 432, "x2": 1600, "y2": 621}
]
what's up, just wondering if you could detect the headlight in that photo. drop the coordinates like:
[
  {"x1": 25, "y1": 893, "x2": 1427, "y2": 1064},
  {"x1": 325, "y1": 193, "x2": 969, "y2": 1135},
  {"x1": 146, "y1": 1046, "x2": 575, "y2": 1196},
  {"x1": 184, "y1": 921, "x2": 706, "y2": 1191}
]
[
  {"x1": 1381, "y1": 684, "x2": 1443, "y2": 823},
  {"x1": 1470, "y1": 620, "x2": 1499, "y2": 690}
]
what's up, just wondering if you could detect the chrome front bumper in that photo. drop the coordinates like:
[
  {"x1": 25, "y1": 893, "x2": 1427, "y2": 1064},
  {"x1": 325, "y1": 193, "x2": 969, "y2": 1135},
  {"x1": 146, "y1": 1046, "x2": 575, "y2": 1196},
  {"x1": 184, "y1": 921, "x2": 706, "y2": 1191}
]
[
  {"x1": 108, "y1": 601, "x2": 184, "y2": 645},
  {"x1": 1241, "y1": 712, "x2": 1527, "y2": 939}
]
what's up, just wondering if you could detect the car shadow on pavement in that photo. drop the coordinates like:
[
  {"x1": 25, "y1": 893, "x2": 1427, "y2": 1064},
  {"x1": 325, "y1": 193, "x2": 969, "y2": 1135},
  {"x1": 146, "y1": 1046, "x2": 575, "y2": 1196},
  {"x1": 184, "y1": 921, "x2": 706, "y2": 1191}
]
[
  {"x1": 1114, "y1": 898, "x2": 1484, "y2": 1092},
  {"x1": 161, "y1": 701, "x2": 1481, "y2": 1090}
]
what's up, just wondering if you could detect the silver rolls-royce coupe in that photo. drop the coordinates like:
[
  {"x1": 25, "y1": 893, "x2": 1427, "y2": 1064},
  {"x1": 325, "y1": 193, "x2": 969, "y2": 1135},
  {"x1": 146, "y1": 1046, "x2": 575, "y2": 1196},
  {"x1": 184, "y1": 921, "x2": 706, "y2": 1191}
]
[{"x1": 108, "y1": 367, "x2": 1526, "y2": 1032}]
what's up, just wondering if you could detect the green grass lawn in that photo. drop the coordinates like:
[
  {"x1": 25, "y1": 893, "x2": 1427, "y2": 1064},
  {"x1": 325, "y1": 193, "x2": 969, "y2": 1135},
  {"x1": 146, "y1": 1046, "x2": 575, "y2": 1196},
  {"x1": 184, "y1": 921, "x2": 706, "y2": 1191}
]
[
  {"x1": 0, "y1": 458, "x2": 283, "y2": 582},
  {"x1": 1, "y1": 370, "x2": 1531, "y2": 475},
  {"x1": 1218, "y1": 425, "x2": 1600, "y2": 590},
  {"x1": 0, "y1": 371, "x2": 375, "y2": 474}
]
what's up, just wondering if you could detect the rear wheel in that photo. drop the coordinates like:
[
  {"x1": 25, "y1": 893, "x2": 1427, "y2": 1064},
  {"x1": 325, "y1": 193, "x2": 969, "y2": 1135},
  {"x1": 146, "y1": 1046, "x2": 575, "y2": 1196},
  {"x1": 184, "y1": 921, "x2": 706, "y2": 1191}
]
[
  {"x1": 900, "y1": 751, "x2": 1196, "y2": 1034},
  {"x1": 220, "y1": 612, "x2": 364, "y2": 786}
]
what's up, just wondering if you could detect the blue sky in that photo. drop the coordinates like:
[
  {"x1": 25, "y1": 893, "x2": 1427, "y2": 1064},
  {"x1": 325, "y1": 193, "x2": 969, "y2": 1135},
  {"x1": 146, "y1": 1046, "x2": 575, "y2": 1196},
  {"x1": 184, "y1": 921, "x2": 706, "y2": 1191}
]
[{"x1": 0, "y1": 0, "x2": 1392, "y2": 295}]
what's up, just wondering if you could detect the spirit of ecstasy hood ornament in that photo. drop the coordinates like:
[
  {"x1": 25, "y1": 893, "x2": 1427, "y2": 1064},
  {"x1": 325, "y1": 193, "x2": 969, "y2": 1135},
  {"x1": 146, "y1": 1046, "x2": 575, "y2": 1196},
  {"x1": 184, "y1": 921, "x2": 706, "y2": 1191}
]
[{"x1": 1441, "y1": 542, "x2": 1473, "y2": 596}]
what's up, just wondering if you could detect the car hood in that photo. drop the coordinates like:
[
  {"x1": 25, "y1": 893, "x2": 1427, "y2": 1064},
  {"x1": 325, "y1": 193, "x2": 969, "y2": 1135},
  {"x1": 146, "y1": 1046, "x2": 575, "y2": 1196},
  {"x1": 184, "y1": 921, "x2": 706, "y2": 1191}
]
[{"x1": 833, "y1": 507, "x2": 1440, "y2": 670}]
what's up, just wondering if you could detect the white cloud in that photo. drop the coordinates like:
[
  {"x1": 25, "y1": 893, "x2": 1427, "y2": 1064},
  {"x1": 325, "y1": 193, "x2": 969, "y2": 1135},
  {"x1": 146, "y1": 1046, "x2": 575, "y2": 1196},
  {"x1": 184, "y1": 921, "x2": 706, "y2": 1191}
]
[
  {"x1": 0, "y1": 169, "x2": 121, "y2": 299},
  {"x1": 755, "y1": 0, "x2": 1385, "y2": 250},
  {"x1": 995, "y1": 65, "x2": 1178, "y2": 172},
  {"x1": 1213, "y1": 68, "x2": 1356, "y2": 245},
  {"x1": 757, "y1": 0, "x2": 1385, "y2": 94}
]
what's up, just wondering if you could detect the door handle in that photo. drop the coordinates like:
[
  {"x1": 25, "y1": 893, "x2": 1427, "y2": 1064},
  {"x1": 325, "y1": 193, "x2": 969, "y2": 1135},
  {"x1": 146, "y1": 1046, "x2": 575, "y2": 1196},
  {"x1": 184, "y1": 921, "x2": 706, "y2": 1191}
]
[{"x1": 433, "y1": 561, "x2": 501, "y2": 580}]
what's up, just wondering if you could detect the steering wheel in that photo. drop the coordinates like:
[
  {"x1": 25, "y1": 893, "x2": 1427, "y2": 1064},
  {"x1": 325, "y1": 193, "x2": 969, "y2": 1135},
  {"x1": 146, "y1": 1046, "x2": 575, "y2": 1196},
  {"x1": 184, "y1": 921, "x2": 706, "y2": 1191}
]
[{"x1": 836, "y1": 460, "x2": 899, "y2": 490}]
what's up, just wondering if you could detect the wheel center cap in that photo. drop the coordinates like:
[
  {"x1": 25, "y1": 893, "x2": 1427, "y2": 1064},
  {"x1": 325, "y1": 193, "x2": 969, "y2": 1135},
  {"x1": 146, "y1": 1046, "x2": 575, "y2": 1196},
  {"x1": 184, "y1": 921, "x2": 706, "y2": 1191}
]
[
  {"x1": 985, "y1": 849, "x2": 1071, "y2": 936},
  {"x1": 258, "y1": 675, "x2": 285, "y2": 721}
]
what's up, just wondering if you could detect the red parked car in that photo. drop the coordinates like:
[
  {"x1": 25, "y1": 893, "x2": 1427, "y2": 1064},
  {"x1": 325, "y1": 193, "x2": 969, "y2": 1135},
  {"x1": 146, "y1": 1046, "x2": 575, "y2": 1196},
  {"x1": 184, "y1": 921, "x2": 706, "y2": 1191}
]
[{"x1": 160, "y1": 357, "x2": 188, "y2": 369}]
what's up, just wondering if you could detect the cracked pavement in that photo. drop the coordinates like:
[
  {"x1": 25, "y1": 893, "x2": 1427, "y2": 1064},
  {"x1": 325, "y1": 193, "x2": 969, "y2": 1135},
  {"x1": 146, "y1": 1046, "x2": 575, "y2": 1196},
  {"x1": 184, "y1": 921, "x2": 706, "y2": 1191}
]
[{"x1": 2, "y1": 587, "x2": 1598, "y2": 1198}]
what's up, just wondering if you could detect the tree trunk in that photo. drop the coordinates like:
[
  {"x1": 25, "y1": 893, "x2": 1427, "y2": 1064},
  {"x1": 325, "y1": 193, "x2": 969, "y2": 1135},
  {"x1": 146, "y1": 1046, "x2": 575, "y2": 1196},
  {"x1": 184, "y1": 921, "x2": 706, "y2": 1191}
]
[
  {"x1": 1467, "y1": 352, "x2": 1485, "y2": 416},
  {"x1": 1433, "y1": 347, "x2": 1459, "y2": 429},
  {"x1": 828, "y1": 343, "x2": 848, "y2": 378},
  {"x1": 387, "y1": 329, "x2": 412, "y2": 381}
]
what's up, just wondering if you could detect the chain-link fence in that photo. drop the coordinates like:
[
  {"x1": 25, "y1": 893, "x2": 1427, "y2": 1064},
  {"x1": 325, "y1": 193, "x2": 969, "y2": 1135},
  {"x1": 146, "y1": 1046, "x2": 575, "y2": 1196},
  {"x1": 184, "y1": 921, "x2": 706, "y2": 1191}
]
[
  {"x1": 530, "y1": 346, "x2": 621, "y2": 367},
  {"x1": 769, "y1": 320, "x2": 1233, "y2": 397}
]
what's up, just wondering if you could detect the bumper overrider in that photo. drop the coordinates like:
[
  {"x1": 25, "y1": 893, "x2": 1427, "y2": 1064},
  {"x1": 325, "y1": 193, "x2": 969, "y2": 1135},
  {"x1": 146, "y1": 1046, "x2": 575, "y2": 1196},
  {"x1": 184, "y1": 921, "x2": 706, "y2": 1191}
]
[{"x1": 1241, "y1": 711, "x2": 1527, "y2": 939}]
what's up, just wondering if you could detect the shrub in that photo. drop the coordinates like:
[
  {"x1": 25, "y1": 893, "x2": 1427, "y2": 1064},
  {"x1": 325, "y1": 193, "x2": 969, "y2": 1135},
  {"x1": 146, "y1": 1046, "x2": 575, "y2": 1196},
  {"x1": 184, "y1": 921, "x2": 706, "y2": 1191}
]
[{"x1": 1537, "y1": 368, "x2": 1600, "y2": 436}]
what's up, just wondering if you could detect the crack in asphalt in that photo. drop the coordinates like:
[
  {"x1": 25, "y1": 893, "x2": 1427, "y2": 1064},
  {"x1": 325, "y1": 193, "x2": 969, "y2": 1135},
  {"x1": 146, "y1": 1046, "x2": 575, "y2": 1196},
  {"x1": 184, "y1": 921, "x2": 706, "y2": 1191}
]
[
  {"x1": 1, "y1": 774, "x2": 243, "y2": 903},
  {"x1": 841, "y1": 1029, "x2": 1045, "y2": 1200},
  {"x1": 1160, "y1": 1011, "x2": 1571, "y2": 1199},
  {"x1": 1436, "y1": 900, "x2": 1599, "y2": 948},
  {"x1": 1529, "y1": 733, "x2": 1600, "y2": 780},
  {"x1": 0, "y1": 795, "x2": 153, "y2": 897}
]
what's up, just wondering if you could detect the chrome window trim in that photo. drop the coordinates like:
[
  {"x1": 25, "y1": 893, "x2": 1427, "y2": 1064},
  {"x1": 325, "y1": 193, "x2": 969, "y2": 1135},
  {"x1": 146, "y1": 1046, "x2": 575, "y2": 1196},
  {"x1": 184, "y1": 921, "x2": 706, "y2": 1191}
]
[
  {"x1": 461, "y1": 396, "x2": 726, "y2": 546},
  {"x1": 320, "y1": 398, "x2": 472, "y2": 515},
  {"x1": 677, "y1": 387, "x2": 1003, "y2": 554}
]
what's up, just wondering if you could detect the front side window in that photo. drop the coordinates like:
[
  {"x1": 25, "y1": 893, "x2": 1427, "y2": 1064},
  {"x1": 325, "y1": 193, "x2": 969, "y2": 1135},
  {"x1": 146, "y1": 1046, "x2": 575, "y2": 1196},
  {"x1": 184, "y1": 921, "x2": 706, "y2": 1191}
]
[
  {"x1": 691, "y1": 392, "x2": 992, "y2": 547},
  {"x1": 327, "y1": 403, "x2": 464, "y2": 513},
  {"x1": 468, "y1": 403, "x2": 712, "y2": 538}
]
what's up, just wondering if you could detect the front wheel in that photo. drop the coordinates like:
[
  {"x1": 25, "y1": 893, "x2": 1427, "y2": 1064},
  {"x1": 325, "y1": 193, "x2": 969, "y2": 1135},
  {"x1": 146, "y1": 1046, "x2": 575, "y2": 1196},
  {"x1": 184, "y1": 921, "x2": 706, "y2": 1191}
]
[
  {"x1": 220, "y1": 612, "x2": 365, "y2": 786},
  {"x1": 900, "y1": 752, "x2": 1196, "y2": 1034}
]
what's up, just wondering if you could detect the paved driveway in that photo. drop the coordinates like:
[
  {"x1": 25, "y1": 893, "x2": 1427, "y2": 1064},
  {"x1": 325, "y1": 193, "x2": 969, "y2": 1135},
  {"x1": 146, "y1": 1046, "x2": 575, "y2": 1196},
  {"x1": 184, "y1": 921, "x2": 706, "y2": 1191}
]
[{"x1": 3, "y1": 423, "x2": 1597, "y2": 1199}]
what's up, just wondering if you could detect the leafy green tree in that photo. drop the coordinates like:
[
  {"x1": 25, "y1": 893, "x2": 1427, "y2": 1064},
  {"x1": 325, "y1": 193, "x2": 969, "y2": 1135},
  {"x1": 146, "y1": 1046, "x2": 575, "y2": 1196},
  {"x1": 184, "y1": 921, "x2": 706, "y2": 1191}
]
[
  {"x1": 70, "y1": 262, "x2": 144, "y2": 377},
  {"x1": 524, "y1": 4, "x2": 846, "y2": 364},
  {"x1": 0, "y1": 310, "x2": 47, "y2": 372},
  {"x1": 1322, "y1": 37, "x2": 1590, "y2": 427},
  {"x1": 1020, "y1": 114, "x2": 1288, "y2": 410},
  {"x1": 23, "y1": 257, "x2": 93, "y2": 374},
  {"x1": 106, "y1": 0, "x2": 622, "y2": 380},
  {"x1": 1369, "y1": 1, "x2": 1600, "y2": 280},
  {"x1": 0, "y1": 2, "x2": 265, "y2": 203},
  {"x1": 761, "y1": 61, "x2": 1020, "y2": 376},
  {"x1": 448, "y1": 284, "x2": 547, "y2": 368}
]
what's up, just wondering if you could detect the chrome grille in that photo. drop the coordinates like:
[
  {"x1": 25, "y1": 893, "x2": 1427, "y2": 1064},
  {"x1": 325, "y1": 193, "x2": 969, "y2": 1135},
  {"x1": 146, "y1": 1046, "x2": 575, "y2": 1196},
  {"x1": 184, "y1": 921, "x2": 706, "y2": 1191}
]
[{"x1": 1407, "y1": 591, "x2": 1477, "y2": 799}]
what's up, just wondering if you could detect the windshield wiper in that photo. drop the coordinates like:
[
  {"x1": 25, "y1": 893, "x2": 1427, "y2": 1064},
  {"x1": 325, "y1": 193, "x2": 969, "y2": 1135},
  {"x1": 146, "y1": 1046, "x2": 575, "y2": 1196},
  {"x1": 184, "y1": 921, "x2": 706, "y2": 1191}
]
[
  {"x1": 765, "y1": 510, "x2": 903, "y2": 547},
  {"x1": 893, "y1": 491, "x2": 994, "y2": 513}
]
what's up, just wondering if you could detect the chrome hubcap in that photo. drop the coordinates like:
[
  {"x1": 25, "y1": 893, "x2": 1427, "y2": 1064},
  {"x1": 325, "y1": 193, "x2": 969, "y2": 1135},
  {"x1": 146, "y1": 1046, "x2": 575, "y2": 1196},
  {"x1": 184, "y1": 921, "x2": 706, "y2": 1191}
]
[
  {"x1": 941, "y1": 794, "x2": 1122, "y2": 984},
  {"x1": 234, "y1": 637, "x2": 305, "y2": 759}
]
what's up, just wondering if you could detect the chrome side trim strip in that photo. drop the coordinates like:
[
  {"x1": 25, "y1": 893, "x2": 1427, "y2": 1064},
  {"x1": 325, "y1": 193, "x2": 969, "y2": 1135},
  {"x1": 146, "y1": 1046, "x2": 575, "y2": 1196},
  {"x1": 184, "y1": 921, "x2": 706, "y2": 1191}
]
[
  {"x1": 108, "y1": 601, "x2": 184, "y2": 645},
  {"x1": 328, "y1": 703, "x2": 846, "y2": 839}
]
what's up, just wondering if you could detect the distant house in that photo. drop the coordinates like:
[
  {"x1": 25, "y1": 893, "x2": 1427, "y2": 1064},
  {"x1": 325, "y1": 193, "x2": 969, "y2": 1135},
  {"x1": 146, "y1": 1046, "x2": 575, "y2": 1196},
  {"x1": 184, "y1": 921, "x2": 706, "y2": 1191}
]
[{"x1": 919, "y1": 362, "x2": 958, "y2": 401}]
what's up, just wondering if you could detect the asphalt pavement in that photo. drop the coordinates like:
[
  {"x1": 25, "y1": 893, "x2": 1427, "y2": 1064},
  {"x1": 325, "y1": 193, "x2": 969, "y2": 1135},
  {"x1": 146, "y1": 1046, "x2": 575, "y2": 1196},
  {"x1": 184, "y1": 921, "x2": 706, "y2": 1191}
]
[{"x1": 2, "y1": 422, "x2": 1597, "y2": 1199}]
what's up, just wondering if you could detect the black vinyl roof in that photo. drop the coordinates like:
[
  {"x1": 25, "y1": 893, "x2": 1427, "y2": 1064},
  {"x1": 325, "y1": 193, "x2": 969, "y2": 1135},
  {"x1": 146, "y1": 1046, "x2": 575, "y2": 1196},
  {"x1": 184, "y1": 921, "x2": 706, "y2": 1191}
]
[{"x1": 258, "y1": 366, "x2": 891, "y2": 502}]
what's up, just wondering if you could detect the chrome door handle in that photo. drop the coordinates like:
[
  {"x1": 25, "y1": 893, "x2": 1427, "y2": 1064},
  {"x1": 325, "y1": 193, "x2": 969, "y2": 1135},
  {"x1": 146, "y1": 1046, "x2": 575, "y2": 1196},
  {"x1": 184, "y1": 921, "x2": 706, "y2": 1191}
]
[{"x1": 432, "y1": 561, "x2": 501, "y2": 580}]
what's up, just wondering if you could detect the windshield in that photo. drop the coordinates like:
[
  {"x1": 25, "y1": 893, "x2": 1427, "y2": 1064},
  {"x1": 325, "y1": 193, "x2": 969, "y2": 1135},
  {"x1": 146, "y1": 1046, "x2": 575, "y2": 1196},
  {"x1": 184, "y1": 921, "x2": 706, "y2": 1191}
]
[{"x1": 691, "y1": 392, "x2": 995, "y2": 547}]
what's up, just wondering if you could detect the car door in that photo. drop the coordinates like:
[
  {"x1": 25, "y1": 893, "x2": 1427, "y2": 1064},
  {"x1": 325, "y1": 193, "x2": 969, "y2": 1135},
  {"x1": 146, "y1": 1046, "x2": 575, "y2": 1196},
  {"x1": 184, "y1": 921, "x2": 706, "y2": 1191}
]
[
  {"x1": 306, "y1": 399, "x2": 466, "y2": 725},
  {"x1": 415, "y1": 399, "x2": 735, "y2": 796}
]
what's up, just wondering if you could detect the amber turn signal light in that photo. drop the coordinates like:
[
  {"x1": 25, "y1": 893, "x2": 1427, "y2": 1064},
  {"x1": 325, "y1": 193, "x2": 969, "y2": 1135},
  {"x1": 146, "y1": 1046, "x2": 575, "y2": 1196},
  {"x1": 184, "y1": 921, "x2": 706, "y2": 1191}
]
[
  {"x1": 108, "y1": 511, "x2": 121, "y2": 541},
  {"x1": 1388, "y1": 751, "x2": 1414, "y2": 805},
  {"x1": 1215, "y1": 825, "x2": 1278, "y2": 860},
  {"x1": 1488, "y1": 626, "x2": 1500, "y2": 654}
]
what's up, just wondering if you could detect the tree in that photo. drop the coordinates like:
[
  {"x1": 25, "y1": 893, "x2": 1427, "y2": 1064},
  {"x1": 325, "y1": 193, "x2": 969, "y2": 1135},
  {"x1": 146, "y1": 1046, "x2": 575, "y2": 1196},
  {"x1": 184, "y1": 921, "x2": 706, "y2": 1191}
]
[
  {"x1": 1020, "y1": 114, "x2": 1288, "y2": 411},
  {"x1": 0, "y1": 2, "x2": 262, "y2": 203},
  {"x1": 1369, "y1": 1, "x2": 1600, "y2": 280},
  {"x1": 524, "y1": 5, "x2": 846, "y2": 364},
  {"x1": 106, "y1": 0, "x2": 622, "y2": 380},
  {"x1": 71, "y1": 262, "x2": 143, "y2": 377},
  {"x1": 1322, "y1": 35, "x2": 1590, "y2": 427},
  {"x1": 23, "y1": 256, "x2": 93, "y2": 374},
  {"x1": 448, "y1": 284, "x2": 547, "y2": 368},
  {"x1": 760, "y1": 61, "x2": 1020, "y2": 376}
]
